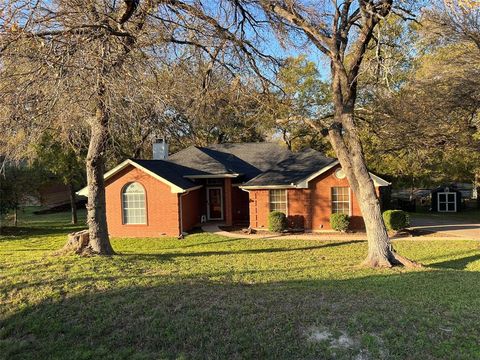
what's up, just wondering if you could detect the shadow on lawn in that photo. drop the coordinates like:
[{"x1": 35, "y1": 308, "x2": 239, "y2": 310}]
[
  {"x1": 430, "y1": 254, "x2": 480, "y2": 270},
  {"x1": 2, "y1": 272, "x2": 480, "y2": 360},
  {"x1": 0, "y1": 225, "x2": 86, "y2": 239},
  {"x1": 121, "y1": 240, "x2": 362, "y2": 260}
]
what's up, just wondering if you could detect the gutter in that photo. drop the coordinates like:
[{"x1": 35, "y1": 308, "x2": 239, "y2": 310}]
[{"x1": 239, "y1": 184, "x2": 299, "y2": 190}]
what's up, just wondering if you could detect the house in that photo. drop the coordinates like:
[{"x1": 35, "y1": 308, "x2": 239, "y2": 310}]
[{"x1": 78, "y1": 141, "x2": 390, "y2": 237}]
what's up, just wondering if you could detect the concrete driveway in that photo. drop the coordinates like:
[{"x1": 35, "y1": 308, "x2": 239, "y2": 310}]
[{"x1": 410, "y1": 215, "x2": 480, "y2": 240}]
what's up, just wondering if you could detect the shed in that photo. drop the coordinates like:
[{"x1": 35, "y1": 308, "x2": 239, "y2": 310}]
[{"x1": 431, "y1": 185, "x2": 462, "y2": 213}]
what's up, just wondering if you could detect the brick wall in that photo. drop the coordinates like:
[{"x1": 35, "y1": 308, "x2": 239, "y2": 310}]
[
  {"x1": 105, "y1": 165, "x2": 181, "y2": 237},
  {"x1": 287, "y1": 189, "x2": 312, "y2": 229},
  {"x1": 309, "y1": 166, "x2": 364, "y2": 230},
  {"x1": 224, "y1": 178, "x2": 233, "y2": 226},
  {"x1": 232, "y1": 186, "x2": 250, "y2": 223},
  {"x1": 247, "y1": 165, "x2": 379, "y2": 231},
  {"x1": 248, "y1": 189, "x2": 269, "y2": 229},
  {"x1": 181, "y1": 188, "x2": 202, "y2": 232}
]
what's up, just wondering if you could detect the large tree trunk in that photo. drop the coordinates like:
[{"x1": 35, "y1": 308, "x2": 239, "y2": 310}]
[
  {"x1": 68, "y1": 182, "x2": 78, "y2": 225},
  {"x1": 85, "y1": 100, "x2": 115, "y2": 255},
  {"x1": 329, "y1": 111, "x2": 420, "y2": 268}
]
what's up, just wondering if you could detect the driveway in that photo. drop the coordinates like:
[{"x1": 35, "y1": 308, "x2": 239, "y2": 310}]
[{"x1": 410, "y1": 215, "x2": 480, "y2": 240}]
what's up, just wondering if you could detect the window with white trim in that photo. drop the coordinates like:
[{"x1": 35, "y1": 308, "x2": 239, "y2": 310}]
[
  {"x1": 269, "y1": 189, "x2": 287, "y2": 213},
  {"x1": 331, "y1": 187, "x2": 350, "y2": 215},
  {"x1": 122, "y1": 182, "x2": 147, "y2": 224}
]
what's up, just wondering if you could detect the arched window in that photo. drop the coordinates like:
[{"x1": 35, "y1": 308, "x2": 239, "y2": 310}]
[{"x1": 122, "y1": 182, "x2": 147, "y2": 224}]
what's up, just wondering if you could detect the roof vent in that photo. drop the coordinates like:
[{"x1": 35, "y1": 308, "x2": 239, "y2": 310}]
[{"x1": 152, "y1": 138, "x2": 168, "y2": 160}]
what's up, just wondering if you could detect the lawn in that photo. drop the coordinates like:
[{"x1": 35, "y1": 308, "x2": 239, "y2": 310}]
[
  {"x1": 409, "y1": 208, "x2": 480, "y2": 223},
  {"x1": 1, "y1": 209, "x2": 480, "y2": 359}
]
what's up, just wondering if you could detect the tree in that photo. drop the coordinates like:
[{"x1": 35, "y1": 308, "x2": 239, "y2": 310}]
[
  {"x1": 1, "y1": 0, "x2": 274, "y2": 255},
  {"x1": 34, "y1": 133, "x2": 86, "y2": 224},
  {"x1": 0, "y1": 162, "x2": 45, "y2": 226},
  {"x1": 152, "y1": 59, "x2": 271, "y2": 151},
  {"x1": 260, "y1": 1, "x2": 421, "y2": 267},
  {"x1": 359, "y1": 1, "x2": 479, "y2": 196},
  {"x1": 272, "y1": 56, "x2": 332, "y2": 152},
  {"x1": 428, "y1": 0, "x2": 480, "y2": 206}
]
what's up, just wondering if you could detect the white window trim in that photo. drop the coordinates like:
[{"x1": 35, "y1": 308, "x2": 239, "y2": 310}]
[
  {"x1": 207, "y1": 186, "x2": 224, "y2": 221},
  {"x1": 437, "y1": 192, "x2": 457, "y2": 213},
  {"x1": 269, "y1": 189, "x2": 288, "y2": 215},
  {"x1": 122, "y1": 182, "x2": 147, "y2": 225},
  {"x1": 349, "y1": 187, "x2": 353, "y2": 216},
  {"x1": 331, "y1": 187, "x2": 351, "y2": 216}
]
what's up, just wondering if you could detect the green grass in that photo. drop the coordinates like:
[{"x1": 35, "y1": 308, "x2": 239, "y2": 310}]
[
  {"x1": 1, "y1": 209, "x2": 480, "y2": 359},
  {"x1": 410, "y1": 208, "x2": 480, "y2": 222}
]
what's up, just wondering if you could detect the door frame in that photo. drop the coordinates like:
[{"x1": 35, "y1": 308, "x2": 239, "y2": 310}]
[
  {"x1": 437, "y1": 192, "x2": 457, "y2": 213},
  {"x1": 207, "y1": 186, "x2": 224, "y2": 220}
]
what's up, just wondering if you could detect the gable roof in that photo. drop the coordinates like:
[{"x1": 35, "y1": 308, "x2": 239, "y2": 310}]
[
  {"x1": 168, "y1": 143, "x2": 292, "y2": 180},
  {"x1": 77, "y1": 159, "x2": 200, "y2": 196},
  {"x1": 131, "y1": 159, "x2": 200, "y2": 190},
  {"x1": 243, "y1": 149, "x2": 336, "y2": 187},
  {"x1": 77, "y1": 142, "x2": 391, "y2": 197},
  {"x1": 242, "y1": 152, "x2": 391, "y2": 189}
]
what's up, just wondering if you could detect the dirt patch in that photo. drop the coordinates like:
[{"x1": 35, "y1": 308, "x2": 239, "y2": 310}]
[
  {"x1": 305, "y1": 327, "x2": 357, "y2": 349},
  {"x1": 304, "y1": 326, "x2": 387, "y2": 359}
]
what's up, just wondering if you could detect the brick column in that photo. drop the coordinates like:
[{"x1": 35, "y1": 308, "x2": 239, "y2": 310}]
[{"x1": 224, "y1": 178, "x2": 233, "y2": 226}]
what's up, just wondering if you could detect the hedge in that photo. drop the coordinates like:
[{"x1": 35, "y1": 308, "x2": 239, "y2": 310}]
[
  {"x1": 383, "y1": 210, "x2": 410, "y2": 231},
  {"x1": 330, "y1": 213, "x2": 350, "y2": 232},
  {"x1": 268, "y1": 211, "x2": 288, "y2": 232}
]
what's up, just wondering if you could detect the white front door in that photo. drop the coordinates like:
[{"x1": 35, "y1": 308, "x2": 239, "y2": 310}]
[
  {"x1": 438, "y1": 192, "x2": 457, "y2": 212},
  {"x1": 207, "y1": 187, "x2": 224, "y2": 220}
]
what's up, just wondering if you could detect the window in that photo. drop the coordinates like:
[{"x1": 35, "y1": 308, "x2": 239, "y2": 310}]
[
  {"x1": 438, "y1": 192, "x2": 456, "y2": 212},
  {"x1": 269, "y1": 189, "x2": 287, "y2": 213},
  {"x1": 332, "y1": 187, "x2": 350, "y2": 215},
  {"x1": 122, "y1": 182, "x2": 147, "y2": 224}
]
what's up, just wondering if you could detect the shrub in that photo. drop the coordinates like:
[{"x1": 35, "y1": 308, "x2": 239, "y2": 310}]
[
  {"x1": 383, "y1": 210, "x2": 410, "y2": 231},
  {"x1": 268, "y1": 211, "x2": 288, "y2": 232},
  {"x1": 330, "y1": 213, "x2": 350, "y2": 232}
]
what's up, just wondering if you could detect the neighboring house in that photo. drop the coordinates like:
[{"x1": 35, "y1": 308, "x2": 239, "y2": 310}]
[{"x1": 78, "y1": 141, "x2": 390, "y2": 237}]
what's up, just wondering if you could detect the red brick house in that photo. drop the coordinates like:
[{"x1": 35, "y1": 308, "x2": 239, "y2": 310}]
[{"x1": 78, "y1": 141, "x2": 390, "y2": 237}]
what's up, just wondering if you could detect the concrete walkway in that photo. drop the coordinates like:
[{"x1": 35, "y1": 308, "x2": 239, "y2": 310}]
[
  {"x1": 201, "y1": 224, "x2": 368, "y2": 241},
  {"x1": 410, "y1": 216, "x2": 480, "y2": 240},
  {"x1": 201, "y1": 224, "x2": 480, "y2": 241}
]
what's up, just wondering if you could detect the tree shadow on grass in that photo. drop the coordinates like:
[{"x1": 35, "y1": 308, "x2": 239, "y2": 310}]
[
  {"x1": 0, "y1": 225, "x2": 86, "y2": 240},
  {"x1": 429, "y1": 254, "x2": 480, "y2": 270},
  {"x1": 2, "y1": 272, "x2": 480, "y2": 360},
  {"x1": 121, "y1": 240, "x2": 363, "y2": 260}
]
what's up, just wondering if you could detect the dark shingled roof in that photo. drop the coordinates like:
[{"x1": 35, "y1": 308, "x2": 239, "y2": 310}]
[
  {"x1": 168, "y1": 142, "x2": 292, "y2": 180},
  {"x1": 131, "y1": 159, "x2": 198, "y2": 190},
  {"x1": 130, "y1": 143, "x2": 336, "y2": 189},
  {"x1": 243, "y1": 149, "x2": 336, "y2": 187}
]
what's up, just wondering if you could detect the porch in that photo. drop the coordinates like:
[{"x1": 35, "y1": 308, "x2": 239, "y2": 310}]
[{"x1": 183, "y1": 178, "x2": 250, "y2": 228}]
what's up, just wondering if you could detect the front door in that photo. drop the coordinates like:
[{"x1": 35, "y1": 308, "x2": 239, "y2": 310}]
[
  {"x1": 438, "y1": 192, "x2": 457, "y2": 212},
  {"x1": 207, "y1": 187, "x2": 224, "y2": 220}
]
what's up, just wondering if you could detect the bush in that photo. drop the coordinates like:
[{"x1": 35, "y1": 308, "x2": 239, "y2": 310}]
[
  {"x1": 330, "y1": 213, "x2": 350, "y2": 232},
  {"x1": 268, "y1": 211, "x2": 288, "y2": 232},
  {"x1": 383, "y1": 210, "x2": 410, "y2": 231}
]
